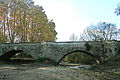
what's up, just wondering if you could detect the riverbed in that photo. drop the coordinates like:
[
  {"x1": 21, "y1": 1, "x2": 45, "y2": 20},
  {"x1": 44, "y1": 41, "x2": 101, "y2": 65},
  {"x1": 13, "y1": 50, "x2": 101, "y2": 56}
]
[
  {"x1": 0, "y1": 61, "x2": 120, "y2": 80},
  {"x1": 0, "y1": 61, "x2": 99, "y2": 80}
]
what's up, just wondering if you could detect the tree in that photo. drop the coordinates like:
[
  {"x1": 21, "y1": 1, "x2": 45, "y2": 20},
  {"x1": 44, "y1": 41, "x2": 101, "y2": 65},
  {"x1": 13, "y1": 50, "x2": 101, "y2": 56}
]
[
  {"x1": 0, "y1": 29, "x2": 6, "y2": 42},
  {"x1": 0, "y1": 0, "x2": 57, "y2": 43},
  {"x1": 69, "y1": 33, "x2": 78, "y2": 41},
  {"x1": 115, "y1": 2, "x2": 120, "y2": 16},
  {"x1": 79, "y1": 22, "x2": 119, "y2": 41}
]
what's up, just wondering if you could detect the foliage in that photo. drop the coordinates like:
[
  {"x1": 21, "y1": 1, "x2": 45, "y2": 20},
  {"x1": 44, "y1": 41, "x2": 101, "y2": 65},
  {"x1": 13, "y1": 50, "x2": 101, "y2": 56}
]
[
  {"x1": 115, "y1": 2, "x2": 120, "y2": 16},
  {"x1": 35, "y1": 57, "x2": 49, "y2": 62},
  {"x1": 0, "y1": 30, "x2": 6, "y2": 42},
  {"x1": 0, "y1": 0, "x2": 57, "y2": 43},
  {"x1": 85, "y1": 42, "x2": 91, "y2": 51},
  {"x1": 12, "y1": 52, "x2": 33, "y2": 58},
  {"x1": 63, "y1": 52, "x2": 96, "y2": 64},
  {"x1": 103, "y1": 53, "x2": 120, "y2": 65},
  {"x1": 79, "y1": 22, "x2": 119, "y2": 41}
]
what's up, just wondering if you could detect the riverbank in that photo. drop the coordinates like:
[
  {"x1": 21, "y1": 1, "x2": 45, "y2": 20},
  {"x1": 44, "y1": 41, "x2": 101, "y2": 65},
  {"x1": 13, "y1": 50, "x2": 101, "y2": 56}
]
[
  {"x1": 0, "y1": 62, "x2": 98, "y2": 80},
  {"x1": 0, "y1": 60, "x2": 120, "y2": 80}
]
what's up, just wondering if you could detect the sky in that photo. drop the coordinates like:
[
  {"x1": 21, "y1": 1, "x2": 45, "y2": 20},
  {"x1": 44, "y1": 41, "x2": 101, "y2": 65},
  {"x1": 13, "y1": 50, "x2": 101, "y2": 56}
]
[{"x1": 33, "y1": 0, "x2": 120, "y2": 41}]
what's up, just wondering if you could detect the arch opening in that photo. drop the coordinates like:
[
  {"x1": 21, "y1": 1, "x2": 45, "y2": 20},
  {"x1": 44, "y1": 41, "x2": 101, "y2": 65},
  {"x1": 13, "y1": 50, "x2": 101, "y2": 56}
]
[
  {"x1": 0, "y1": 50, "x2": 34, "y2": 63},
  {"x1": 59, "y1": 50, "x2": 99, "y2": 66}
]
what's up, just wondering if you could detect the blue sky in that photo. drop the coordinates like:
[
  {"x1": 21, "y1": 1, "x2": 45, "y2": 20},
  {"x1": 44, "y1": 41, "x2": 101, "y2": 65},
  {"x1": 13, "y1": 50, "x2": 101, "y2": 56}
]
[{"x1": 33, "y1": 0, "x2": 120, "y2": 41}]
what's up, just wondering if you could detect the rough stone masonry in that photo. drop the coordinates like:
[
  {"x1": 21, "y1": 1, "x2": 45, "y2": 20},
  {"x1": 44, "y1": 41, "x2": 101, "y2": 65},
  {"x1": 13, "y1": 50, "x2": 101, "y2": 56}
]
[{"x1": 0, "y1": 40, "x2": 119, "y2": 64}]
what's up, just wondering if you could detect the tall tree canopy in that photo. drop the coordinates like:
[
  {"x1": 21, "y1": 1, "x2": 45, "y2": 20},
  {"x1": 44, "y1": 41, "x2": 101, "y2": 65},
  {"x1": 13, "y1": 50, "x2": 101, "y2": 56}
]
[
  {"x1": 80, "y1": 22, "x2": 119, "y2": 41},
  {"x1": 0, "y1": 0, "x2": 57, "y2": 43}
]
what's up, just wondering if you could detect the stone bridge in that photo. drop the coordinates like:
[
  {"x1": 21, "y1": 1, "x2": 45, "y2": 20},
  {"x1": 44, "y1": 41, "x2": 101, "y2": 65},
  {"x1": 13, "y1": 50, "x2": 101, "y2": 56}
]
[{"x1": 0, "y1": 41, "x2": 119, "y2": 64}]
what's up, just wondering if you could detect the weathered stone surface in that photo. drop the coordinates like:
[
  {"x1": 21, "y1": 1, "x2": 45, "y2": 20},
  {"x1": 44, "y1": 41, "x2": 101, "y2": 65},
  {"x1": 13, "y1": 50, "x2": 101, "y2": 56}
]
[{"x1": 0, "y1": 41, "x2": 119, "y2": 64}]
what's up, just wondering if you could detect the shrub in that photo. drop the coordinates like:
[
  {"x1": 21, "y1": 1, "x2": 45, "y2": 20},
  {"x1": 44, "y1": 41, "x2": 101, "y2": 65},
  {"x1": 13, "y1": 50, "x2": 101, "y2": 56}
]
[{"x1": 35, "y1": 57, "x2": 48, "y2": 62}]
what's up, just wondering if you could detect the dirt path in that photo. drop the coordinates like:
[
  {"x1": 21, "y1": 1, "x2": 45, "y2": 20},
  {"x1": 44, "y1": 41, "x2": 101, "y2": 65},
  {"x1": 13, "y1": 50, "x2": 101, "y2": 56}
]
[{"x1": 0, "y1": 62, "x2": 99, "y2": 80}]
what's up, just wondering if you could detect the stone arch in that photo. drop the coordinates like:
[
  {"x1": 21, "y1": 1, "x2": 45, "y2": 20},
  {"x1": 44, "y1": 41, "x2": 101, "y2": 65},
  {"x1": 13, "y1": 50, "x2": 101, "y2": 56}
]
[
  {"x1": 0, "y1": 50, "x2": 34, "y2": 60},
  {"x1": 58, "y1": 50, "x2": 98, "y2": 64}
]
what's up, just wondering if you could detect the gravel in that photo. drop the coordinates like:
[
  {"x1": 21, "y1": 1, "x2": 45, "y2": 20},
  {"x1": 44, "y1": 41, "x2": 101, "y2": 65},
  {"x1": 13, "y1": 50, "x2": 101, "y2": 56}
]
[{"x1": 0, "y1": 62, "x2": 99, "y2": 80}]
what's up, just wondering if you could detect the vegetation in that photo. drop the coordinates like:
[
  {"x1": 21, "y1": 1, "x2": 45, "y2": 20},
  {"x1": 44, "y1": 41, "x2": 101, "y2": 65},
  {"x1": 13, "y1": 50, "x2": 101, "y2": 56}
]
[
  {"x1": 62, "y1": 52, "x2": 97, "y2": 65},
  {"x1": 0, "y1": 0, "x2": 57, "y2": 43},
  {"x1": 69, "y1": 33, "x2": 78, "y2": 41},
  {"x1": 89, "y1": 53, "x2": 120, "y2": 80},
  {"x1": 66, "y1": 21, "x2": 120, "y2": 64},
  {"x1": 102, "y1": 53, "x2": 120, "y2": 66},
  {"x1": 79, "y1": 22, "x2": 119, "y2": 41},
  {"x1": 11, "y1": 52, "x2": 34, "y2": 60},
  {"x1": 35, "y1": 57, "x2": 55, "y2": 64},
  {"x1": 0, "y1": 30, "x2": 6, "y2": 42},
  {"x1": 63, "y1": 3, "x2": 120, "y2": 65},
  {"x1": 115, "y1": 2, "x2": 120, "y2": 16},
  {"x1": 35, "y1": 57, "x2": 48, "y2": 62}
]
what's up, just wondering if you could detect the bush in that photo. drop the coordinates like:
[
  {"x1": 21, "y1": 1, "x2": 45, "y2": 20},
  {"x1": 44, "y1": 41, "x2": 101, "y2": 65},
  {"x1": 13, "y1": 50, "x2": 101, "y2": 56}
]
[
  {"x1": 62, "y1": 52, "x2": 96, "y2": 64},
  {"x1": 35, "y1": 57, "x2": 48, "y2": 62},
  {"x1": 103, "y1": 54, "x2": 120, "y2": 65}
]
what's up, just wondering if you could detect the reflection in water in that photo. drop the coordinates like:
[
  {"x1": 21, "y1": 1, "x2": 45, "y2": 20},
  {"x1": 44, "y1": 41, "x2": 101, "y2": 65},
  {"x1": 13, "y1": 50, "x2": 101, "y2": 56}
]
[
  {"x1": 69, "y1": 65, "x2": 93, "y2": 69},
  {"x1": 59, "y1": 62, "x2": 93, "y2": 69}
]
